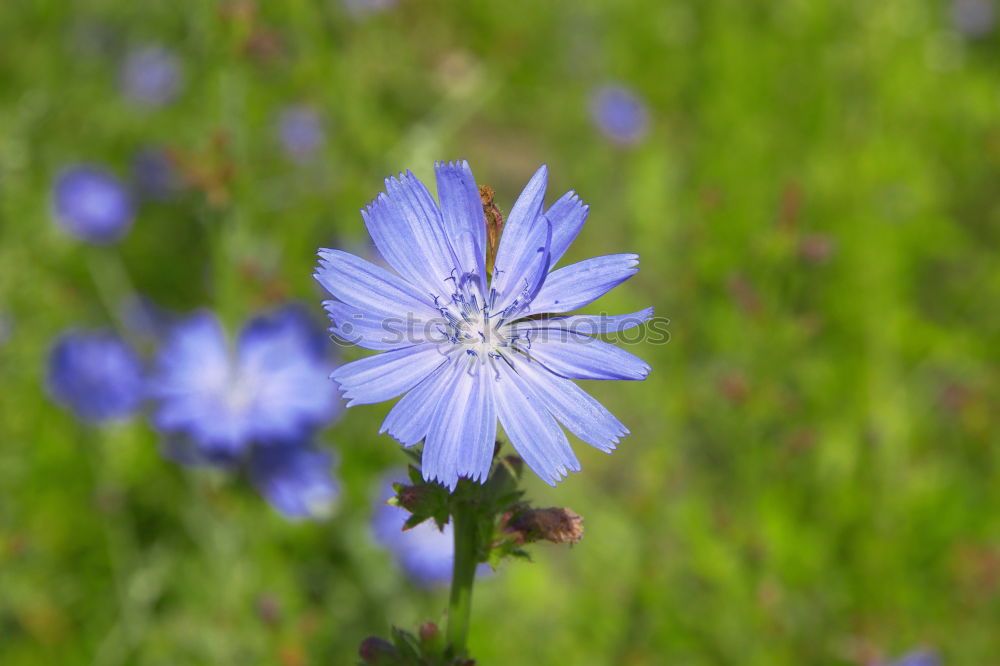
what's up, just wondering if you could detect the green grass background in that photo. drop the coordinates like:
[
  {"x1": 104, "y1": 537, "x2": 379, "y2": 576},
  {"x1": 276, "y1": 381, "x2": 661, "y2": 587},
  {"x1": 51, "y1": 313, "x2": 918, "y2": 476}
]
[{"x1": 2, "y1": 0, "x2": 999, "y2": 664}]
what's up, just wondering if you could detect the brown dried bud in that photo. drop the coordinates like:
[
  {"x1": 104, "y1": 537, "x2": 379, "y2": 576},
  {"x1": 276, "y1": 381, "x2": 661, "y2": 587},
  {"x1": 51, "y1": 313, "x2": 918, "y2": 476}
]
[
  {"x1": 418, "y1": 621, "x2": 439, "y2": 642},
  {"x1": 480, "y1": 185, "x2": 504, "y2": 276},
  {"x1": 504, "y1": 507, "x2": 584, "y2": 545},
  {"x1": 798, "y1": 233, "x2": 836, "y2": 264},
  {"x1": 255, "y1": 594, "x2": 281, "y2": 626}
]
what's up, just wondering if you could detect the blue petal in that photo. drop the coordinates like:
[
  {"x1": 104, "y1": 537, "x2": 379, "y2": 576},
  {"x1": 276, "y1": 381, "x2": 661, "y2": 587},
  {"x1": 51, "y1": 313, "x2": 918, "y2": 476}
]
[
  {"x1": 511, "y1": 307, "x2": 654, "y2": 337},
  {"x1": 380, "y1": 360, "x2": 453, "y2": 447},
  {"x1": 494, "y1": 361, "x2": 579, "y2": 486},
  {"x1": 314, "y1": 248, "x2": 440, "y2": 320},
  {"x1": 435, "y1": 160, "x2": 487, "y2": 293},
  {"x1": 523, "y1": 333, "x2": 650, "y2": 380},
  {"x1": 330, "y1": 344, "x2": 448, "y2": 406},
  {"x1": 421, "y1": 360, "x2": 497, "y2": 489},
  {"x1": 526, "y1": 253, "x2": 639, "y2": 315},
  {"x1": 47, "y1": 329, "x2": 144, "y2": 423},
  {"x1": 238, "y1": 313, "x2": 339, "y2": 441},
  {"x1": 490, "y1": 165, "x2": 551, "y2": 313},
  {"x1": 508, "y1": 355, "x2": 627, "y2": 453},
  {"x1": 323, "y1": 300, "x2": 433, "y2": 351},
  {"x1": 375, "y1": 171, "x2": 461, "y2": 298},
  {"x1": 149, "y1": 312, "x2": 250, "y2": 453},
  {"x1": 544, "y1": 190, "x2": 589, "y2": 267},
  {"x1": 250, "y1": 443, "x2": 338, "y2": 521},
  {"x1": 889, "y1": 651, "x2": 939, "y2": 666}
]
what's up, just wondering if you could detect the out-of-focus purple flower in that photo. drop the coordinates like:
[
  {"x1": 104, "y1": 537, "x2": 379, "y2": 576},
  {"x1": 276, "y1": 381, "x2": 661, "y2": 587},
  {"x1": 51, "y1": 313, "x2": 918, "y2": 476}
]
[
  {"x1": 276, "y1": 106, "x2": 325, "y2": 163},
  {"x1": 120, "y1": 45, "x2": 183, "y2": 107},
  {"x1": 148, "y1": 305, "x2": 340, "y2": 455},
  {"x1": 47, "y1": 330, "x2": 144, "y2": 423},
  {"x1": 343, "y1": 0, "x2": 397, "y2": 17},
  {"x1": 131, "y1": 148, "x2": 178, "y2": 201},
  {"x1": 371, "y1": 473, "x2": 456, "y2": 586},
  {"x1": 951, "y1": 0, "x2": 996, "y2": 38},
  {"x1": 0, "y1": 312, "x2": 13, "y2": 347},
  {"x1": 52, "y1": 165, "x2": 135, "y2": 244},
  {"x1": 250, "y1": 443, "x2": 339, "y2": 520},
  {"x1": 589, "y1": 84, "x2": 650, "y2": 145},
  {"x1": 886, "y1": 650, "x2": 940, "y2": 666},
  {"x1": 370, "y1": 471, "x2": 490, "y2": 586}
]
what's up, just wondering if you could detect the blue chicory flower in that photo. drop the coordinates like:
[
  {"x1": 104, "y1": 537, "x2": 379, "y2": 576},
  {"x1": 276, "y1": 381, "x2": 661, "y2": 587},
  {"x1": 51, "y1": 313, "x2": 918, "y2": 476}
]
[
  {"x1": 343, "y1": 0, "x2": 397, "y2": 17},
  {"x1": 951, "y1": 0, "x2": 996, "y2": 38},
  {"x1": 887, "y1": 650, "x2": 939, "y2": 666},
  {"x1": 0, "y1": 311, "x2": 14, "y2": 347},
  {"x1": 130, "y1": 147, "x2": 179, "y2": 201},
  {"x1": 52, "y1": 165, "x2": 135, "y2": 244},
  {"x1": 276, "y1": 105, "x2": 325, "y2": 163},
  {"x1": 47, "y1": 330, "x2": 144, "y2": 423},
  {"x1": 119, "y1": 45, "x2": 183, "y2": 107},
  {"x1": 249, "y1": 442, "x2": 339, "y2": 520},
  {"x1": 148, "y1": 305, "x2": 340, "y2": 455},
  {"x1": 589, "y1": 84, "x2": 650, "y2": 145},
  {"x1": 315, "y1": 161, "x2": 651, "y2": 489}
]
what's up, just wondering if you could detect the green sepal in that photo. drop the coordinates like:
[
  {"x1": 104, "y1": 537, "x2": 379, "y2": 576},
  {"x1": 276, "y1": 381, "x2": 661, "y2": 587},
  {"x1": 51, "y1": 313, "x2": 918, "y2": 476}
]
[{"x1": 390, "y1": 626, "x2": 421, "y2": 661}]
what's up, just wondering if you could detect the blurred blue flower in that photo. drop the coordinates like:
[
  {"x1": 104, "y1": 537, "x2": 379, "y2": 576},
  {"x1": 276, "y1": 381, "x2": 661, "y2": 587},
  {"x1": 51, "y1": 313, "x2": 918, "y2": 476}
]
[
  {"x1": 47, "y1": 330, "x2": 144, "y2": 423},
  {"x1": 343, "y1": 0, "x2": 397, "y2": 17},
  {"x1": 0, "y1": 312, "x2": 13, "y2": 347},
  {"x1": 130, "y1": 148, "x2": 178, "y2": 200},
  {"x1": 371, "y1": 473, "x2": 460, "y2": 586},
  {"x1": 120, "y1": 45, "x2": 183, "y2": 107},
  {"x1": 250, "y1": 442, "x2": 339, "y2": 520},
  {"x1": 52, "y1": 165, "x2": 135, "y2": 244},
  {"x1": 887, "y1": 650, "x2": 940, "y2": 666},
  {"x1": 589, "y1": 84, "x2": 650, "y2": 145},
  {"x1": 316, "y1": 161, "x2": 651, "y2": 489},
  {"x1": 276, "y1": 105, "x2": 325, "y2": 163},
  {"x1": 148, "y1": 305, "x2": 340, "y2": 455},
  {"x1": 951, "y1": 0, "x2": 996, "y2": 38}
]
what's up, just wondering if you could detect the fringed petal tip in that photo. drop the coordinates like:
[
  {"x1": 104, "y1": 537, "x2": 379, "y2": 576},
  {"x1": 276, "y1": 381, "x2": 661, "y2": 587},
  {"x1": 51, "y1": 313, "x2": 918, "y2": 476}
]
[
  {"x1": 434, "y1": 159, "x2": 472, "y2": 171},
  {"x1": 383, "y1": 170, "x2": 421, "y2": 191},
  {"x1": 539, "y1": 463, "x2": 580, "y2": 487},
  {"x1": 420, "y1": 468, "x2": 490, "y2": 492},
  {"x1": 380, "y1": 427, "x2": 421, "y2": 449}
]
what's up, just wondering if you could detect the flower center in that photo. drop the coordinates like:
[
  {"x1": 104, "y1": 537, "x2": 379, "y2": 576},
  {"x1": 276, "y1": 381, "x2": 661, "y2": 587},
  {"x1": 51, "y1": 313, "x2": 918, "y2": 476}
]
[
  {"x1": 223, "y1": 377, "x2": 256, "y2": 413},
  {"x1": 450, "y1": 307, "x2": 508, "y2": 361}
]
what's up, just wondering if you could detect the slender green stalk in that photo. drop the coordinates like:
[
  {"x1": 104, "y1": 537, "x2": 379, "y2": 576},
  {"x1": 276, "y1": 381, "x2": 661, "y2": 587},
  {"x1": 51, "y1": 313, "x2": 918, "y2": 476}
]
[{"x1": 447, "y1": 494, "x2": 478, "y2": 657}]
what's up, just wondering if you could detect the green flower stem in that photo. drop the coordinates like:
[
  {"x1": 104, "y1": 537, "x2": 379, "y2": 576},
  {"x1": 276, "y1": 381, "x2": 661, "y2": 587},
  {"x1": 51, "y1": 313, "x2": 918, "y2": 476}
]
[{"x1": 447, "y1": 492, "x2": 478, "y2": 657}]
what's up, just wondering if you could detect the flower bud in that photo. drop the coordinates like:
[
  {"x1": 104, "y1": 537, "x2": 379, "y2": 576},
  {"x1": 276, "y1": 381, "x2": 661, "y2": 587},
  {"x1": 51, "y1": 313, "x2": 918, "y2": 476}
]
[
  {"x1": 503, "y1": 507, "x2": 584, "y2": 545},
  {"x1": 418, "y1": 621, "x2": 439, "y2": 642},
  {"x1": 480, "y1": 185, "x2": 504, "y2": 276},
  {"x1": 358, "y1": 637, "x2": 401, "y2": 665}
]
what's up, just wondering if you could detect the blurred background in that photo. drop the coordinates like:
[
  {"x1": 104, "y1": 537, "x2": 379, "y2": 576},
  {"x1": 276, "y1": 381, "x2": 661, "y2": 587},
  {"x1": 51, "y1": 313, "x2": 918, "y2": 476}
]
[{"x1": 2, "y1": 0, "x2": 999, "y2": 664}]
